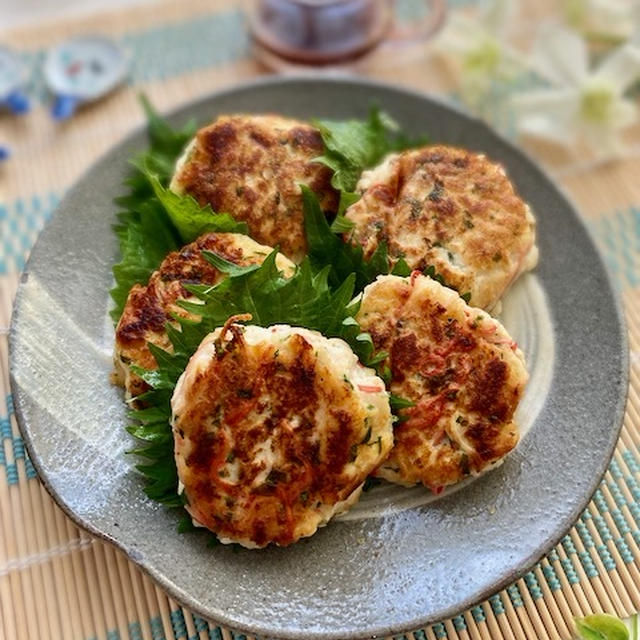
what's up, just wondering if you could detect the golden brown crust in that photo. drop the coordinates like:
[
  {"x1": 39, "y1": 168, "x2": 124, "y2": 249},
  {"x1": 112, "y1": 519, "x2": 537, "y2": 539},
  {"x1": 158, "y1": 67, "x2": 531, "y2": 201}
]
[
  {"x1": 171, "y1": 115, "x2": 339, "y2": 262},
  {"x1": 344, "y1": 145, "x2": 537, "y2": 310},
  {"x1": 172, "y1": 325, "x2": 393, "y2": 547},
  {"x1": 113, "y1": 232, "x2": 294, "y2": 397},
  {"x1": 356, "y1": 274, "x2": 528, "y2": 490}
]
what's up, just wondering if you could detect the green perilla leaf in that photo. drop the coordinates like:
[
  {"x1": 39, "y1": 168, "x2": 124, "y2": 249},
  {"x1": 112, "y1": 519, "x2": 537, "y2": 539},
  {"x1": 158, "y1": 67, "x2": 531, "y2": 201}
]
[
  {"x1": 126, "y1": 244, "x2": 380, "y2": 510},
  {"x1": 140, "y1": 162, "x2": 247, "y2": 243},
  {"x1": 313, "y1": 107, "x2": 399, "y2": 192},
  {"x1": 117, "y1": 98, "x2": 425, "y2": 521},
  {"x1": 109, "y1": 95, "x2": 244, "y2": 325},
  {"x1": 313, "y1": 106, "x2": 427, "y2": 193},
  {"x1": 575, "y1": 614, "x2": 629, "y2": 640}
]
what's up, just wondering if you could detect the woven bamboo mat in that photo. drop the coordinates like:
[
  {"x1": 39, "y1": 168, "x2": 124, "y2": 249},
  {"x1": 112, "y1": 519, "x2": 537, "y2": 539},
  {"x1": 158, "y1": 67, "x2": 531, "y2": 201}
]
[{"x1": 1, "y1": 1, "x2": 640, "y2": 638}]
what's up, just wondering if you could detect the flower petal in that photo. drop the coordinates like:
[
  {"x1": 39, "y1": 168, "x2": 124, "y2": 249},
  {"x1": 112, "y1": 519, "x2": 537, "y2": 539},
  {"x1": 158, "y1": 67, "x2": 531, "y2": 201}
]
[
  {"x1": 567, "y1": 0, "x2": 636, "y2": 43},
  {"x1": 612, "y1": 96, "x2": 640, "y2": 128},
  {"x1": 511, "y1": 88, "x2": 579, "y2": 144},
  {"x1": 530, "y1": 24, "x2": 589, "y2": 86},
  {"x1": 511, "y1": 87, "x2": 579, "y2": 117},
  {"x1": 516, "y1": 114, "x2": 577, "y2": 145},
  {"x1": 593, "y1": 43, "x2": 640, "y2": 93}
]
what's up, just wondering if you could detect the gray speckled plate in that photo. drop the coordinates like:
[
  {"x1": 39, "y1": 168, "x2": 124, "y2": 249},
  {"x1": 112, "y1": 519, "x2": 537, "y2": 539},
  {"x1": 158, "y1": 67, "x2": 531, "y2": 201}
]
[{"x1": 9, "y1": 77, "x2": 628, "y2": 640}]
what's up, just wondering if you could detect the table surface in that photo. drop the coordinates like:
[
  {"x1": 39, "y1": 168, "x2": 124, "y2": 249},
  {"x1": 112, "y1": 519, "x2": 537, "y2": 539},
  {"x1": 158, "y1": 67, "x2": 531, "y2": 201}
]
[
  {"x1": 1, "y1": 0, "x2": 159, "y2": 30},
  {"x1": 0, "y1": 2, "x2": 639, "y2": 639}
]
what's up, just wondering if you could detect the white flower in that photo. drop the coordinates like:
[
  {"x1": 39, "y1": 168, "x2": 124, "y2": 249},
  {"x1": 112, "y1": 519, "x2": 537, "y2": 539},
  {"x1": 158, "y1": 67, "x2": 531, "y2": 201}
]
[
  {"x1": 562, "y1": 0, "x2": 639, "y2": 45},
  {"x1": 434, "y1": 0, "x2": 528, "y2": 112},
  {"x1": 512, "y1": 26, "x2": 640, "y2": 157}
]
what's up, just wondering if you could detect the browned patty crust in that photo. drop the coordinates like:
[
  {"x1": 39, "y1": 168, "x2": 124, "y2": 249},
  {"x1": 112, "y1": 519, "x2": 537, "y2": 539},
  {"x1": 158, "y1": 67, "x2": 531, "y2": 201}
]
[
  {"x1": 113, "y1": 232, "x2": 294, "y2": 397},
  {"x1": 170, "y1": 114, "x2": 339, "y2": 262},
  {"x1": 172, "y1": 323, "x2": 392, "y2": 547},
  {"x1": 344, "y1": 145, "x2": 538, "y2": 310},
  {"x1": 356, "y1": 273, "x2": 528, "y2": 490}
]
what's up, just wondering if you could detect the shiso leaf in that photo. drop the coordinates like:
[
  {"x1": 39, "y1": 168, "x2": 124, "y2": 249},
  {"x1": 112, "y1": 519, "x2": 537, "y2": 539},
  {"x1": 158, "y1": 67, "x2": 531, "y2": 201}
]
[
  {"x1": 391, "y1": 258, "x2": 412, "y2": 277},
  {"x1": 141, "y1": 162, "x2": 247, "y2": 243},
  {"x1": 110, "y1": 198, "x2": 179, "y2": 324},
  {"x1": 302, "y1": 185, "x2": 459, "y2": 300},
  {"x1": 117, "y1": 99, "x2": 431, "y2": 523},
  {"x1": 128, "y1": 247, "x2": 387, "y2": 509},
  {"x1": 330, "y1": 213, "x2": 356, "y2": 233},
  {"x1": 575, "y1": 614, "x2": 629, "y2": 640},
  {"x1": 109, "y1": 96, "x2": 245, "y2": 324},
  {"x1": 139, "y1": 94, "x2": 198, "y2": 181},
  {"x1": 302, "y1": 184, "x2": 391, "y2": 293},
  {"x1": 313, "y1": 107, "x2": 398, "y2": 192},
  {"x1": 314, "y1": 106, "x2": 429, "y2": 192},
  {"x1": 336, "y1": 190, "x2": 360, "y2": 217}
]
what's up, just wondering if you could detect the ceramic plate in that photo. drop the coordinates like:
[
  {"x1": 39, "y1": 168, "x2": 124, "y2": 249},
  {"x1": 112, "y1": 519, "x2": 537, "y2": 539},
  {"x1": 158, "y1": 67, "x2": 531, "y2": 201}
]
[{"x1": 9, "y1": 77, "x2": 628, "y2": 640}]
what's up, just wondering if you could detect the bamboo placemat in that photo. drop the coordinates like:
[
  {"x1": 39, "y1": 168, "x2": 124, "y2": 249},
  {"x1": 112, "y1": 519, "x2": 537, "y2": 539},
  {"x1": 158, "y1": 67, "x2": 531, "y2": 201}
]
[{"x1": 1, "y1": 1, "x2": 640, "y2": 638}]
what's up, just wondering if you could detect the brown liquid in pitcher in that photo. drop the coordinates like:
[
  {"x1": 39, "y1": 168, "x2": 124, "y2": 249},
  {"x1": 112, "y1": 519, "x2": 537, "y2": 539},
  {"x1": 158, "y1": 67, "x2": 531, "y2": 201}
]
[{"x1": 250, "y1": 0, "x2": 393, "y2": 64}]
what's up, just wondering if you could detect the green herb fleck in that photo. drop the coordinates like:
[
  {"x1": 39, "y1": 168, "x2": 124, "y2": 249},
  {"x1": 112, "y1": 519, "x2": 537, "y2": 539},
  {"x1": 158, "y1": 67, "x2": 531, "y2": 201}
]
[
  {"x1": 407, "y1": 196, "x2": 423, "y2": 220},
  {"x1": 390, "y1": 394, "x2": 415, "y2": 411},
  {"x1": 360, "y1": 420, "x2": 372, "y2": 444},
  {"x1": 368, "y1": 435, "x2": 382, "y2": 454},
  {"x1": 423, "y1": 264, "x2": 446, "y2": 286},
  {"x1": 380, "y1": 365, "x2": 392, "y2": 386}
]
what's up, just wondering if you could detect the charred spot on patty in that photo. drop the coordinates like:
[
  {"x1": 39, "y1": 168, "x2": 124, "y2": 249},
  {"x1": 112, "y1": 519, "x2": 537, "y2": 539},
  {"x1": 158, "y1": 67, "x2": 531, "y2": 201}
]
[
  {"x1": 356, "y1": 274, "x2": 528, "y2": 489},
  {"x1": 345, "y1": 145, "x2": 538, "y2": 310},
  {"x1": 171, "y1": 325, "x2": 393, "y2": 547},
  {"x1": 113, "y1": 233, "x2": 296, "y2": 399},
  {"x1": 170, "y1": 115, "x2": 339, "y2": 261}
]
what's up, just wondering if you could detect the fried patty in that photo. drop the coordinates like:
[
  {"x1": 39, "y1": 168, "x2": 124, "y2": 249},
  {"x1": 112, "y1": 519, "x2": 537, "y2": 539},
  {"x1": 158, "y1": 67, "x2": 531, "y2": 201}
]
[
  {"x1": 113, "y1": 232, "x2": 295, "y2": 398},
  {"x1": 344, "y1": 145, "x2": 538, "y2": 311},
  {"x1": 170, "y1": 114, "x2": 339, "y2": 262},
  {"x1": 356, "y1": 273, "x2": 528, "y2": 490},
  {"x1": 171, "y1": 322, "x2": 393, "y2": 548}
]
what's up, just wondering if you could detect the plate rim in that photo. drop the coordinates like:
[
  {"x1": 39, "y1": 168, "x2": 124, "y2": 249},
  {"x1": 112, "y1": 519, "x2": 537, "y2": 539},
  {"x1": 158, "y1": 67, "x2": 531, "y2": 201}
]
[{"x1": 9, "y1": 74, "x2": 630, "y2": 640}]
